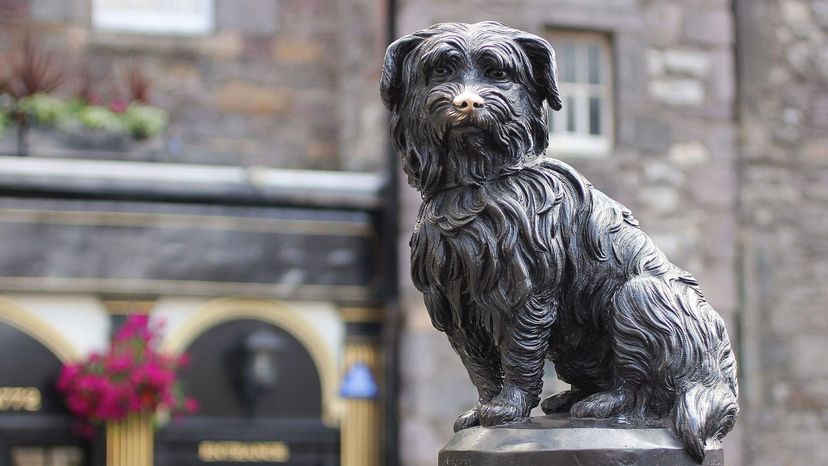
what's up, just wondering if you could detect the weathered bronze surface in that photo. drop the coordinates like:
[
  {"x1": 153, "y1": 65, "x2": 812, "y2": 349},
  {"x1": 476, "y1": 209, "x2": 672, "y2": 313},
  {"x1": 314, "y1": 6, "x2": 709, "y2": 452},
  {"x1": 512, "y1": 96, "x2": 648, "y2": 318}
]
[
  {"x1": 382, "y1": 21, "x2": 738, "y2": 463},
  {"x1": 439, "y1": 414, "x2": 724, "y2": 466}
]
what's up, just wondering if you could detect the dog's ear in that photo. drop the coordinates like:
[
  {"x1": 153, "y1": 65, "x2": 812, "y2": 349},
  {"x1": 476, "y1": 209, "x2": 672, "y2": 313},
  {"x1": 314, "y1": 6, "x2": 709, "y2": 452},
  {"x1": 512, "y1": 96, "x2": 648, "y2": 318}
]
[
  {"x1": 380, "y1": 33, "x2": 426, "y2": 111},
  {"x1": 514, "y1": 33, "x2": 563, "y2": 111}
]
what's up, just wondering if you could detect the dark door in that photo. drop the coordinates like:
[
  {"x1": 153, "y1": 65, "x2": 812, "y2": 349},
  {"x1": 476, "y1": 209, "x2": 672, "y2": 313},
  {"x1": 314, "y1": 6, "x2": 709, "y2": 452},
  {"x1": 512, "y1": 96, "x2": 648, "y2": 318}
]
[
  {"x1": 0, "y1": 321, "x2": 94, "y2": 466},
  {"x1": 155, "y1": 319, "x2": 339, "y2": 466}
]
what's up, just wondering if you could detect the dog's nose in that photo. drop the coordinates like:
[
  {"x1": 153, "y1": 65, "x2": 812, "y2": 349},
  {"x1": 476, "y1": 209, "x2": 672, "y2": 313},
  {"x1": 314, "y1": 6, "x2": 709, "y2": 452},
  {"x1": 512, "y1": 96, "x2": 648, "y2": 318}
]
[{"x1": 452, "y1": 91, "x2": 485, "y2": 113}]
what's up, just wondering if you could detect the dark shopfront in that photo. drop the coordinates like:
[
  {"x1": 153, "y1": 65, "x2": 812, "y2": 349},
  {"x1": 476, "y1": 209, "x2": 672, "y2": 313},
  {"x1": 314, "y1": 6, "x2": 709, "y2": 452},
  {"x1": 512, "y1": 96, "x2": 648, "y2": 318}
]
[{"x1": 0, "y1": 157, "x2": 393, "y2": 466}]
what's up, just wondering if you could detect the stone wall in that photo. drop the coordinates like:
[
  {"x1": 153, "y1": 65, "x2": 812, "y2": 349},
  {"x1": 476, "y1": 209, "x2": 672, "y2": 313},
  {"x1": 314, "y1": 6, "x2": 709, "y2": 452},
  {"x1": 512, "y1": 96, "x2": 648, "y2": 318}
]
[
  {"x1": 394, "y1": 1, "x2": 742, "y2": 465},
  {"x1": 737, "y1": 1, "x2": 828, "y2": 464},
  {"x1": 0, "y1": 0, "x2": 387, "y2": 171}
]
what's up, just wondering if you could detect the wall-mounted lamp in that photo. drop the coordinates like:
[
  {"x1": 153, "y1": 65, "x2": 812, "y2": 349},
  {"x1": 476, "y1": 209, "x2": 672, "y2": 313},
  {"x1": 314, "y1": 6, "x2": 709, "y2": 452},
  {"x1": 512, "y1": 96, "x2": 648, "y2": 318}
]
[{"x1": 239, "y1": 328, "x2": 284, "y2": 415}]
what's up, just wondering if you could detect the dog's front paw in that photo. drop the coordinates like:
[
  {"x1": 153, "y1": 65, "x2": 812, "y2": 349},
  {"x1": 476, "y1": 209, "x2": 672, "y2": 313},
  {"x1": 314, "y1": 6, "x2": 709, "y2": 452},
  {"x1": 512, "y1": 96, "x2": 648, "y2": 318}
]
[
  {"x1": 478, "y1": 385, "x2": 532, "y2": 427},
  {"x1": 541, "y1": 388, "x2": 589, "y2": 414},
  {"x1": 453, "y1": 403, "x2": 483, "y2": 432},
  {"x1": 570, "y1": 387, "x2": 627, "y2": 418}
]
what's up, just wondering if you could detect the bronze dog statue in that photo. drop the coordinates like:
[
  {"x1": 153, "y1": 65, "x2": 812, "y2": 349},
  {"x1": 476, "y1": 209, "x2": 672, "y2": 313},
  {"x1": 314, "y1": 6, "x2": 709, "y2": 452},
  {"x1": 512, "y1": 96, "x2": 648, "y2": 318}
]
[{"x1": 381, "y1": 21, "x2": 738, "y2": 463}]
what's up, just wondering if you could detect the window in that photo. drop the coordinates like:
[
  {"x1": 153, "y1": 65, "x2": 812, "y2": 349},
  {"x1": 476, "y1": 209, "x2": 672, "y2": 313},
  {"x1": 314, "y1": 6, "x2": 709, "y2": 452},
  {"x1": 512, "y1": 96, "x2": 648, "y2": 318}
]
[
  {"x1": 93, "y1": 0, "x2": 215, "y2": 36},
  {"x1": 547, "y1": 32, "x2": 613, "y2": 157}
]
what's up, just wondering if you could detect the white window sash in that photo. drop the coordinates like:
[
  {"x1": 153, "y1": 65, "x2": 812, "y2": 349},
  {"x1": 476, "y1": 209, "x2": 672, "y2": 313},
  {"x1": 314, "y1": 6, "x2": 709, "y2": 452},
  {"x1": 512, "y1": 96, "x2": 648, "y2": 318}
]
[
  {"x1": 92, "y1": 0, "x2": 215, "y2": 35},
  {"x1": 548, "y1": 32, "x2": 613, "y2": 157}
]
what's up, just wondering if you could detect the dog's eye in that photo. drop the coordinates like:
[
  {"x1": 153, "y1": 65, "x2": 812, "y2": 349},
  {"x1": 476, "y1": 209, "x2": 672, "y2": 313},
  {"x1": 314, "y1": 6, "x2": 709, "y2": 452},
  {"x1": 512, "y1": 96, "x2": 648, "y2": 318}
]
[
  {"x1": 432, "y1": 66, "x2": 452, "y2": 79},
  {"x1": 487, "y1": 69, "x2": 509, "y2": 81}
]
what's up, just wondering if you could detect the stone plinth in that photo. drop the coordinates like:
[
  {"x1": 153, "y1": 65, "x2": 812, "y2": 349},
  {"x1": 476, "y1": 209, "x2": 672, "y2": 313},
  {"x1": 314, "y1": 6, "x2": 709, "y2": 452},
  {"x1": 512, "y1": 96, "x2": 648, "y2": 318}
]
[{"x1": 438, "y1": 414, "x2": 723, "y2": 466}]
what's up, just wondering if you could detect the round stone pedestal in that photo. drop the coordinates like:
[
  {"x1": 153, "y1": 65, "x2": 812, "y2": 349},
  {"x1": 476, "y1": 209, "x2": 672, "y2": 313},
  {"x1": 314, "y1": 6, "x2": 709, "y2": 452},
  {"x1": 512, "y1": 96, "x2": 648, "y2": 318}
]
[{"x1": 438, "y1": 414, "x2": 723, "y2": 466}]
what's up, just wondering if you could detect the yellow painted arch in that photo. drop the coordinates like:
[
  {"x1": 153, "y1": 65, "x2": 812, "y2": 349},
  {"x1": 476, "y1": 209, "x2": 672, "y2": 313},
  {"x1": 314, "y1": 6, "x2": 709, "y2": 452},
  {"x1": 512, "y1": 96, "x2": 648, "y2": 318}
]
[
  {"x1": 160, "y1": 298, "x2": 340, "y2": 425},
  {"x1": 0, "y1": 296, "x2": 81, "y2": 363}
]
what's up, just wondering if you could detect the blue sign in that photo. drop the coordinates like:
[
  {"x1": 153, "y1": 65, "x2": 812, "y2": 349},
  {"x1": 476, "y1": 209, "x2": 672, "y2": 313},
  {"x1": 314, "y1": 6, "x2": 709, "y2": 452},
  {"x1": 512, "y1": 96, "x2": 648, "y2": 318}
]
[{"x1": 339, "y1": 362, "x2": 379, "y2": 399}]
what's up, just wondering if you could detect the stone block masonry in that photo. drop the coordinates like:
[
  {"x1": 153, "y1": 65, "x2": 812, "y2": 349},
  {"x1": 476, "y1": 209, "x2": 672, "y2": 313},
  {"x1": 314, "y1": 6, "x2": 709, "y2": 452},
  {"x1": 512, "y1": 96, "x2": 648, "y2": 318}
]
[{"x1": 737, "y1": 1, "x2": 828, "y2": 465}]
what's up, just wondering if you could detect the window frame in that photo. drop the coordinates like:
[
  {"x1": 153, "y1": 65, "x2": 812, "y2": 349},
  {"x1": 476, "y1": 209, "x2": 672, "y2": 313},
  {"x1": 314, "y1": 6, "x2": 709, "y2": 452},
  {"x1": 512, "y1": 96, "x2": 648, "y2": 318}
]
[
  {"x1": 546, "y1": 31, "x2": 614, "y2": 158},
  {"x1": 92, "y1": 0, "x2": 215, "y2": 36}
]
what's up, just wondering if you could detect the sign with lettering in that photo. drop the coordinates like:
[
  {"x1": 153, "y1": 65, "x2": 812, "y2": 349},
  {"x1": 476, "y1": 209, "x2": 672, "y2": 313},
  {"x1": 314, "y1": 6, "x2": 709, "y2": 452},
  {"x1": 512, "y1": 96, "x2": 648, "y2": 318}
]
[
  {"x1": 0, "y1": 387, "x2": 41, "y2": 412},
  {"x1": 92, "y1": 0, "x2": 214, "y2": 35},
  {"x1": 198, "y1": 441, "x2": 290, "y2": 463}
]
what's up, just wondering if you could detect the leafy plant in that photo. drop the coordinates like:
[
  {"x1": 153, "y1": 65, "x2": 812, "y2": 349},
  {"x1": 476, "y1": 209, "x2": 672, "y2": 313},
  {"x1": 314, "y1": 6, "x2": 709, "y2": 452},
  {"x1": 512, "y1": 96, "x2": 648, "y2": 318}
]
[
  {"x1": 2, "y1": 29, "x2": 63, "y2": 156},
  {"x1": 74, "y1": 105, "x2": 128, "y2": 133},
  {"x1": 125, "y1": 64, "x2": 152, "y2": 103},
  {"x1": 56, "y1": 315, "x2": 198, "y2": 438},
  {"x1": 5, "y1": 30, "x2": 63, "y2": 99},
  {"x1": 75, "y1": 66, "x2": 101, "y2": 106},
  {"x1": 0, "y1": 111, "x2": 8, "y2": 138},
  {"x1": 123, "y1": 103, "x2": 168, "y2": 140},
  {"x1": 18, "y1": 93, "x2": 66, "y2": 125},
  {"x1": 0, "y1": 42, "x2": 169, "y2": 151}
]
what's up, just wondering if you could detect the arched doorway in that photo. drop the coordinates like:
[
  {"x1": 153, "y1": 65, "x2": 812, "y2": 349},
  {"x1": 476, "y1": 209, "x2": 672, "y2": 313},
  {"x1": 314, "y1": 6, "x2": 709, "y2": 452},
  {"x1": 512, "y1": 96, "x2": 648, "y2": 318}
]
[
  {"x1": 156, "y1": 301, "x2": 339, "y2": 465},
  {"x1": 0, "y1": 312, "x2": 91, "y2": 466}
]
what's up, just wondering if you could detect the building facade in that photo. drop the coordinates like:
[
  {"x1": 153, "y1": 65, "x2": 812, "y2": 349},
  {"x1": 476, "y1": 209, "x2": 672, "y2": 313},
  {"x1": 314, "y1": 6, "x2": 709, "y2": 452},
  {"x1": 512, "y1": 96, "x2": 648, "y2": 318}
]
[
  {"x1": 0, "y1": 1, "x2": 392, "y2": 465},
  {"x1": 0, "y1": 1, "x2": 825, "y2": 465}
]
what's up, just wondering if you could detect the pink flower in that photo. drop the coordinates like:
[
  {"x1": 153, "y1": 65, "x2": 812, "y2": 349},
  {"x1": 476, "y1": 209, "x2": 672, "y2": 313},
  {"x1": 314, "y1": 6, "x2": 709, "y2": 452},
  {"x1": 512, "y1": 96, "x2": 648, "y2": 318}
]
[
  {"x1": 114, "y1": 314, "x2": 150, "y2": 342},
  {"x1": 109, "y1": 99, "x2": 129, "y2": 114},
  {"x1": 184, "y1": 397, "x2": 199, "y2": 414},
  {"x1": 143, "y1": 363, "x2": 174, "y2": 387},
  {"x1": 57, "y1": 364, "x2": 81, "y2": 391},
  {"x1": 105, "y1": 355, "x2": 132, "y2": 374},
  {"x1": 56, "y1": 313, "x2": 193, "y2": 426}
]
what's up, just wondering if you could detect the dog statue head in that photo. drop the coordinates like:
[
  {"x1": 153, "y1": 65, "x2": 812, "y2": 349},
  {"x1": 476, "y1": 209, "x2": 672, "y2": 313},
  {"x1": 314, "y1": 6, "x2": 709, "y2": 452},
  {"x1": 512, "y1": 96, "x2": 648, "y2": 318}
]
[{"x1": 381, "y1": 22, "x2": 562, "y2": 196}]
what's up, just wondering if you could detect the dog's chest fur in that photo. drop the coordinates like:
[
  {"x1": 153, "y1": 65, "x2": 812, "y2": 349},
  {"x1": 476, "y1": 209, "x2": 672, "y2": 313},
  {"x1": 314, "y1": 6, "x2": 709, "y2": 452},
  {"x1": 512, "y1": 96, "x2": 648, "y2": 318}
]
[{"x1": 409, "y1": 164, "x2": 571, "y2": 336}]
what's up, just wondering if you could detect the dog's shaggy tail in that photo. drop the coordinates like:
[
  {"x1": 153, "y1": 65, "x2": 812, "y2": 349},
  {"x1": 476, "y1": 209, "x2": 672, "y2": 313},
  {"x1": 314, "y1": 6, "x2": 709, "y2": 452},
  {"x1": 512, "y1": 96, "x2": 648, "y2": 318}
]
[{"x1": 672, "y1": 382, "x2": 739, "y2": 463}]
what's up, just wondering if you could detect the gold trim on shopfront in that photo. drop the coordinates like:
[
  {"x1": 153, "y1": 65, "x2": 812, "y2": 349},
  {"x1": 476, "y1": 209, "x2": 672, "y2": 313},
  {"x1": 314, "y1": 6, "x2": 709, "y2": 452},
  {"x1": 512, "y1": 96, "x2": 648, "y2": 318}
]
[
  {"x1": 160, "y1": 298, "x2": 340, "y2": 426},
  {"x1": 0, "y1": 208, "x2": 375, "y2": 237},
  {"x1": 341, "y1": 340, "x2": 382, "y2": 466},
  {"x1": 102, "y1": 299, "x2": 157, "y2": 315},
  {"x1": 106, "y1": 411, "x2": 153, "y2": 466},
  {"x1": 339, "y1": 307, "x2": 384, "y2": 323},
  {"x1": 0, "y1": 296, "x2": 80, "y2": 362}
]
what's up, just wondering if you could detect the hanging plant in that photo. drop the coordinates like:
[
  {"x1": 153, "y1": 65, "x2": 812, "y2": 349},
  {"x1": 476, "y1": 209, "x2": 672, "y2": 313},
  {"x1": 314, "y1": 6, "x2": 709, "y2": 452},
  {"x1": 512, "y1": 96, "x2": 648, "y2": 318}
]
[{"x1": 56, "y1": 314, "x2": 198, "y2": 438}]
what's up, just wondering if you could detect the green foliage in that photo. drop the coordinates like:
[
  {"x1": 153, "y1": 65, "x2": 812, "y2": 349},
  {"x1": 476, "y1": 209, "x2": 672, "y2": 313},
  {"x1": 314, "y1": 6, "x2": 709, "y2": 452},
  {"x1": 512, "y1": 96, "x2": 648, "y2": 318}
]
[
  {"x1": 2, "y1": 94, "x2": 168, "y2": 141},
  {"x1": 18, "y1": 93, "x2": 66, "y2": 125},
  {"x1": 74, "y1": 105, "x2": 128, "y2": 133},
  {"x1": 57, "y1": 102, "x2": 169, "y2": 139},
  {"x1": 123, "y1": 104, "x2": 169, "y2": 140},
  {"x1": 0, "y1": 111, "x2": 7, "y2": 138}
]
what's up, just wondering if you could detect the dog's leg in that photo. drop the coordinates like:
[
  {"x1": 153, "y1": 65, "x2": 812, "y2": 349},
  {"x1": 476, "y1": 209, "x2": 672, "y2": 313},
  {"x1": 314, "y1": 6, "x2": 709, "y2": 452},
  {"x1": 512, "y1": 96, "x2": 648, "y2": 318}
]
[
  {"x1": 570, "y1": 386, "x2": 629, "y2": 418},
  {"x1": 570, "y1": 275, "x2": 663, "y2": 419},
  {"x1": 478, "y1": 304, "x2": 553, "y2": 427},
  {"x1": 446, "y1": 328, "x2": 503, "y2": 432}
]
